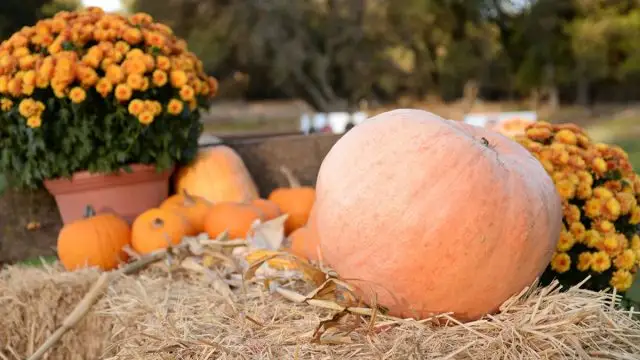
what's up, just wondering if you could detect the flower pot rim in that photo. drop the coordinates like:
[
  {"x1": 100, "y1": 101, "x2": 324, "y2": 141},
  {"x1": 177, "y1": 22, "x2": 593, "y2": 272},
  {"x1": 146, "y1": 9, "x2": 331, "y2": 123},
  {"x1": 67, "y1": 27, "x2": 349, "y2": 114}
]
[
  {"x1": 45, "y1": 163, "x2": 170, "y2": 182},
  {"x1": 43, "y1": 163, "x2": 175, "y2": 195}
]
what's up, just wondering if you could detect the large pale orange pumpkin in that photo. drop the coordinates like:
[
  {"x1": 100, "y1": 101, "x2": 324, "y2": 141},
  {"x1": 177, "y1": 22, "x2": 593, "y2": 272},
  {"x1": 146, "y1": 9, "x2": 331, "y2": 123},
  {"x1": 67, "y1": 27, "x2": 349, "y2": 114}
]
[
  {"x1": 268, "y1": 166, "x2": 315, "y2": 235},
  {"x1": 160, "y1": 190, "x2": 212, "y2": 235},
  {"x1": 57, "y1": 206, "x2": 131, "y2": 271},
  {"x1": 314, "y1": 109, "x2": 563, "y2": 321},
  {"x1": 174, "y1": 145, "x2": 259, "y2": 203},
  {"x1": 131, "y1": 208, "x2": 191, "y2": 255}
]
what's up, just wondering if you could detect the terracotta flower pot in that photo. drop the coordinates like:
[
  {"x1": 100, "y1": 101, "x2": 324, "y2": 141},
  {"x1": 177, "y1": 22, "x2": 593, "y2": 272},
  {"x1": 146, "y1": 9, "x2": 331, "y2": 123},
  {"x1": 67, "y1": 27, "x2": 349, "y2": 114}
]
[{"x1": 44, "y1": 164, "x2": 174, "y2": 225}]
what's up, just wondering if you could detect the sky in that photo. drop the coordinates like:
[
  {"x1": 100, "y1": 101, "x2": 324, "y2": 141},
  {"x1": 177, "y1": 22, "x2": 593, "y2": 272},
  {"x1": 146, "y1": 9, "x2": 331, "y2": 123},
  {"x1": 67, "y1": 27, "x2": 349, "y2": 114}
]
[{"x1": 81, "y1": 0, "x2": 123, "y2": 12}]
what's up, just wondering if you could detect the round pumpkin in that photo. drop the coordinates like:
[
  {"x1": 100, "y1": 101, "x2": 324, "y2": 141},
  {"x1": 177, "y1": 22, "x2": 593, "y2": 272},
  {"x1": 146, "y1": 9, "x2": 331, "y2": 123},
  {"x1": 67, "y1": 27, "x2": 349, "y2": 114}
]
[
  {"x1": 160, "y1": 190, "x2": 211, "y2": 235},
  {"x1": 204, "y1": 202, "x2": 263, "y2": 239},
  {"x1": 174, "y1": 145, "x2": 259, "y2": 204},
  {"x1": 313, "y1": 109, "x2": 563, "y2": 321},
  {"x1": 286, "y1": 225, "x2": 320, "y2": 262},
  {"x1": 268, "y1": 166, "x2": 315, "y2": 235},
  {"x1": 251, "y1": 198, "x2": 282, "y2": 221},
  {"x1": 131, "y1": 208, "x2": 191, "y2": 255},
  {"x1": 57, "y1": 205, "x2": 131, "y2": 271}
]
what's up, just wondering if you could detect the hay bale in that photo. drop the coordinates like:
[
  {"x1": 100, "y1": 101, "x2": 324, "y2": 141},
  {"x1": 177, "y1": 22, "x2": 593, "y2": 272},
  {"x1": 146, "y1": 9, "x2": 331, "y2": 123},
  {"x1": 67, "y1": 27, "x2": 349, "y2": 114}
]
[
  {"x1": 0, "y1": 265, "x2": 113, "y2": 359},
  {"x1": 2, "y1": 264, "x2": 639, "y2": 359}
]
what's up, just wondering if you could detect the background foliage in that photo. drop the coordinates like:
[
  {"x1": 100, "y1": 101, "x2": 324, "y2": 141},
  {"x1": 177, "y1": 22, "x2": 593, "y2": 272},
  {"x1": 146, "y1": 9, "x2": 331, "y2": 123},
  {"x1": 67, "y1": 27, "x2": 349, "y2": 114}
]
[{"x1": 4, "y1": 1, "x2": 640, "y2": 112}]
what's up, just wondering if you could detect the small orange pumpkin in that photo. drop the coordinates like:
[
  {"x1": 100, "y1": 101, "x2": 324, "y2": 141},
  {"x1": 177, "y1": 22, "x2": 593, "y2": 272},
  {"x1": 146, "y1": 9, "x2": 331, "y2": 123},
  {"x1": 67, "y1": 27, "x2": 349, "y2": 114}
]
[
  {"x1": 251, "y1": 198, "x2": 282, "y2": 221},
  {"x1": 160, "y1": 190, "x2": 212, "y2": 235},
  {"x1": 314, "y1": 109, "x2": 563, "y2": 321},
  {"x1": 174, "y1": 145, "x2": 259, "y2": 203},
  {"x1": 204, "y1": 202, "x2": 263, "y2": 239},
  {"x1": 131, "y1": 208, "x2": 191, "y2": 255},
  {"x1": 268, "y1": 166, "x2": 315, "y2": 235},
  {"x1": 57, "y1": 205, "x2": 131, "y2": 271},
  {"x1": 286, "y1": 225, "x2": 320, "y2": 262}
]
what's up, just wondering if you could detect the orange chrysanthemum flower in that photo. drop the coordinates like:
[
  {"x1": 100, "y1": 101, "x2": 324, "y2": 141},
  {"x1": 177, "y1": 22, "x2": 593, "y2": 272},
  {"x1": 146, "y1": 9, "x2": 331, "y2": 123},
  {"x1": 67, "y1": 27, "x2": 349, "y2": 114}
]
[
  {"x1": 114, "y1": 83, "x2": 132, "y2": 101},
  {"x1": 69, "y1": 87, "x2": 86, "y2": 104},
  {"x1": 167, "y1": 98, "x2": 183, "y2": 115}
]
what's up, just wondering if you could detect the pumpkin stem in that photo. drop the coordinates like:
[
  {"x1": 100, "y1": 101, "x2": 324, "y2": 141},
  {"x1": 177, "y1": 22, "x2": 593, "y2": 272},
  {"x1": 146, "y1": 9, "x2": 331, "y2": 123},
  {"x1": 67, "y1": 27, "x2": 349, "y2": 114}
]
[
  {"x1": 84, "y1": 205, "x2": 97, "y2": 218},
  {"x1": 279, "y1": 165, "x2": 301, "y2": 188},
  {"x1": 181, "y1": 189, "x2": 196, "y2": 206},
  {"x1": 152, "y1": 218, "x2": 165, "y2": 228}
]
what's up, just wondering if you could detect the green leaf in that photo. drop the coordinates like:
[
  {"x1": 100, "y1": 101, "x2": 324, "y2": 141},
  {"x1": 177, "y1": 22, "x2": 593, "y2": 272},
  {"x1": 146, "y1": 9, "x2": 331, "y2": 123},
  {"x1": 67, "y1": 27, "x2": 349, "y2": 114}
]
[{"x1": 0, "y1": 173, "x2": 7, "y2": 196}]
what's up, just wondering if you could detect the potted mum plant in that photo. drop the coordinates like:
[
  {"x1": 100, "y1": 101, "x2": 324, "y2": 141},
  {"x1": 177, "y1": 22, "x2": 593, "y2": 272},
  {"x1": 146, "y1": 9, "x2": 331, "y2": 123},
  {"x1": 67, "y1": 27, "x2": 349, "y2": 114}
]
[{"x1": 0, "y1": 7, "x2": 218, "y2": 224}]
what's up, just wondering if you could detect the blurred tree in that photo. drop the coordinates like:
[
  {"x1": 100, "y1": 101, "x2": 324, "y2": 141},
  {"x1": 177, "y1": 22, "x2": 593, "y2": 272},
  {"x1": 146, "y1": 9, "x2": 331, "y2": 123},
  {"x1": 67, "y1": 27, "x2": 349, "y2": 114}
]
[
  {"x1": 0, "y1": 0, "x2": 78, "y2": 41},
  {"x1": 128, "y1": 0, "x2": 640, "y2": 107}
]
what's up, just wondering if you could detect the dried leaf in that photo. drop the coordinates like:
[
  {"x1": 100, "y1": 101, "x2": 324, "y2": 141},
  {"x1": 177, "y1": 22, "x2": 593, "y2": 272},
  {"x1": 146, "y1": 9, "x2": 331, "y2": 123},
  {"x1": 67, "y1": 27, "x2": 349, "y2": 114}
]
[
  {"x1": 311, "y1": 310, "x2": 350, "y2": 344},
  {"x1": 291, "y1": 257, "x2": 328, "y2": 287},
  {"x1": 185, "y1": 237, "x2": 205, "y2": 256},
  {"x1": 247, "y1": 214, "x2": 289, "y2": 250},
  {"x1": 304, "y1": 279, "x2": 338, "y2": 301},
  {"x1": 244, "y1": 252, "x2": 279, "y2": 281}
]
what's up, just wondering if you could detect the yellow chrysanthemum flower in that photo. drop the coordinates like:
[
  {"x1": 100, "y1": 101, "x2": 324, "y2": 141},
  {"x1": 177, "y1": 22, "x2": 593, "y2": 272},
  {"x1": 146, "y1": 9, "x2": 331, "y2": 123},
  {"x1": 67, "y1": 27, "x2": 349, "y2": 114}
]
[
  {"x1": 594, "y1": 220, "x2": 615, "y2": 234},
  {"x1": 123, "y1": 58, "x2": 146, "y2": 75},
  {"x1": 603, "y1": 197, "x2": 621, "y2": 221},
  {"x1": 616, "y1": 192, "x2": 636, "y2": 214},
  {"x1": 170, "y1": 70, "x2": 187, "y2": 88},
  {"x1": 152, "y1": 70, "x2": 168, "y2": 87},
  {"x1": 555, "y1": 179, "x2": 576, "y2": 200},
  {"x1": 179, "y1": 85, "x2": 195, "y2": 101},
  {"x1": 126, "y1": 73, "x2": 144, "y2": 90},
  {"x1": 593, "y1": 186, "x2": 614, "y2": 200},
  {"x1": 602, "y1": 234, "x2": 620, "y2": 254},
  {"x1": 156, "y1": 55, "x2": 171, "y2": 71},
  {"x1": 18, "y1": 98, "x2": 36, "y2": 117},
  {"x1": 564, "y1": 204, "x2": 581, "y2": 224},
  {"x1": 630, "y1": 205, "x2": 640, "y2": 225},
  {"x1": 576, "y1": 183, "x2": 592, "y2": 200},
  {"x1": 592, "y1": 157, "x2": 608, "y2": 176},
  {"x1": 577, "y1": 252, "x2": 592, "y2": 272},
  {"x1": 138, "y1": 111, "x2": 154, "y2": 125},
  {"x1": 0, "y1": 98, "x2": 13, "y2": 111},
  {"x1": 591, "y1": 251, "x2": 612, "y2": 273},
  {"x1": 551, "y1": 252, "x2": 571, "y2": 273},
  {"x1": 26, "y1": 116, "x2": 42, "y2": 128},
  {"x1": 167, "y1": 98, "x2": 183, "y2": 115},
  {"x1": 106, "y1": 65, "x2": 125, "y2": 84},
  {"x1": 631, "y1": 234, "x2": 640, "y2": 251},
  {"x1": 114, "y1": 84, "x2": 132, "y2": 101},
  {"x1": 69, "y1": 87, "x2": 86, "y2": 104},
  {"x1": 128, "y1": 99, "x2": 145, "y2": 116},
  {"x1": 569, "y1": 222, "x2": 586, "y2": 243},
  {"x1": 610, "y1": 269, "x2": 634, "y2": 292},
  {"x1": 584, "y1": 198, "x2": 602, "y2": 218},
  {"x1": 122, "y1": 27, "x2": 143, "y2": 45},
  {"x1": 557, "y1": 230, "x2": 576, "y2": 252},
  {"x1": 613, "y1": 249, "x2": 636, "y2": 271},
  {"x1": 95, "y1": 78, "x2": 113, "y2": 98}
]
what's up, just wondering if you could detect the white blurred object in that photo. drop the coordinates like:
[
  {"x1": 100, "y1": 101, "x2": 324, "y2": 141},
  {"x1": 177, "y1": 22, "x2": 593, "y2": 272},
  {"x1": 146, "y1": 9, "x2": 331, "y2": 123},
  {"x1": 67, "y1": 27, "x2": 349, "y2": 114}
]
[
  {"x1": 300, "y1": 113, "x2": 312, "y2": 134},
  {"x1": 312, "y1": 113, "x2": 329, "y2": 132},
  {"x1": 352, "y1": 111, "x2": 368, "y2": 125},
  {"x1": 463, "y1": 111, "x2": 537, "y2": 137},
  {"x1": 328, "y1": 112, "x2": 351, "y2": 133},
  {"x1": 300, "y1": 111, "x2": 370, "y2": 134}
]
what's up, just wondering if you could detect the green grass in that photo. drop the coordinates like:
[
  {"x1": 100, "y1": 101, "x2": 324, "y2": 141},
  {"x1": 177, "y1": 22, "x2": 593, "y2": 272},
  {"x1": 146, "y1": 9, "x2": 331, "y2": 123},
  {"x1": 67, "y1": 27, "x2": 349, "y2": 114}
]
[{"x1": 16, "y1": 255, "x2": 58, "y2": 267}]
